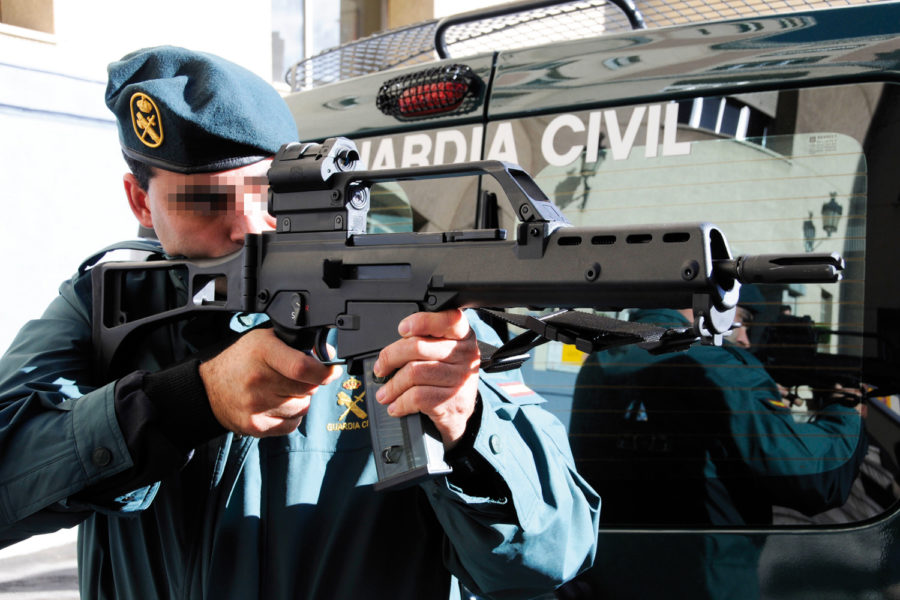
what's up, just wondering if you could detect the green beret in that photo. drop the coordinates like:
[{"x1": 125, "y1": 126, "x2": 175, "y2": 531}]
[{"x1": 105, "y1": 46, "x2": 297, "y2": 174}]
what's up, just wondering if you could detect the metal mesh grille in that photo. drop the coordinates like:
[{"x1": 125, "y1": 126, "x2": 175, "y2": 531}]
[
  {"x1": 286, "y1": 0, "x2": 632, "y2": 91},
  {"x1": 286, "y1": 20, "x2": 438, "y2": 92},
  {"x1": 638, "y1": 0, "x2": 876, "y2": 26},
  {"x1": 440, "y1": 1, "x2": 635, "y2": 58},
  {"x1": 285, "y1": 0, "x2": 885, "y2": 92}
]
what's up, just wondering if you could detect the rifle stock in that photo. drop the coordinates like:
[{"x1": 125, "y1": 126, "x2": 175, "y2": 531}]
[{"x1": 92, "y1": 137, "x2": 844, "y2": 490}]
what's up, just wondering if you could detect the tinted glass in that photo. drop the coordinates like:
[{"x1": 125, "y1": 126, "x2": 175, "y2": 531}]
[{"x1": 483, "y1": 83, "x2": 896, "y2": 529}]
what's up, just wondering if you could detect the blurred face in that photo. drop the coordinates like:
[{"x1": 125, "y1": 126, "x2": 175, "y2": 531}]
[{"x1": 125, "y1": 160, "x2": 274, "y2": 258}]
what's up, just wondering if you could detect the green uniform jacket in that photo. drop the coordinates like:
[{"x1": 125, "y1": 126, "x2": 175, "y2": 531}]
[
  {"x1": 571, "y1": 308, "x2": 865, "y2": 525},
  {"x1": 566, "y1": 308, "x2": 865, "y2": 600},
  {"x1": 0, "y1": 242, "x2": 600, "y2": 600}
]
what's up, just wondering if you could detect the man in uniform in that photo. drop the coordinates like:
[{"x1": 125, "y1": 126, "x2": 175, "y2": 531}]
[
  {"x1": 564, "y1": 288, "x2": 865, "y2": 599},
  {"x1": 0, "y1": 46, "x2": 599, "y2": 599}
]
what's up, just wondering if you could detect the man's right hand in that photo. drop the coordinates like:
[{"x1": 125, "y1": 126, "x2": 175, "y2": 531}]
[{"x1": 198, "y1": 328, "x2": 342, "y2": 437}]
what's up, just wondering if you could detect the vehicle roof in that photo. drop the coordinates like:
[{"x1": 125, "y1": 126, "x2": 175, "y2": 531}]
[
  {"x1": 490, "y1": 2, "x2": 900, "y2": 119},
  {"x1": 285, "y1": 3, "x2": 900, "y2": 140}
]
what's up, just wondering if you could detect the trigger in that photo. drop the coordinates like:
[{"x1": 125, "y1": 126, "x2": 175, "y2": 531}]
[{"x1": 312, "y1": 328, "x2": 343, "y2": 366}]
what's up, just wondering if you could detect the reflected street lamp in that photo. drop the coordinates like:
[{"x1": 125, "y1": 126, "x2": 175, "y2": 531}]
[
  {"x1": 802, "y1": 191, "x2": 843, "y2": 252},
  {"x1": 822, "y1": 191, "x2": 843, "y2": 236}
]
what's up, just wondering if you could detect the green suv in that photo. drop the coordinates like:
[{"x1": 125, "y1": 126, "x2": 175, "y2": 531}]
[{"x1": 285, "y1": 2, "x2": 900, "y2": 597}]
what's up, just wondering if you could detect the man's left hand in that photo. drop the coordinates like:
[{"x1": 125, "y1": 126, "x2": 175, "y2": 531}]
[{"x1": 372, "y1": 309, "x2": 480, "y2": 450}]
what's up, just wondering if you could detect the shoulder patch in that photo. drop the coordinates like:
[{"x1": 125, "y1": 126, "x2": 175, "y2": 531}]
[{"x1": 497, "y1": 381, "x2": 536, "y2": 398}]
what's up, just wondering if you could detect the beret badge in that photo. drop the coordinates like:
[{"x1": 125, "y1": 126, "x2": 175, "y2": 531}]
[{"x1": 130, "y1": 92, "x2": 164, "y2": 149}]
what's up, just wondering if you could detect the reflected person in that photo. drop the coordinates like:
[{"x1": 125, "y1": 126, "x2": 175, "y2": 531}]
[{"x1": 562, "y1": 287, "x2": 866, "y2": 599}]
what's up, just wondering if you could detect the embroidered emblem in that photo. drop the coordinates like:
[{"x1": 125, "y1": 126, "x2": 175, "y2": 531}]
[
  {"x1": 327, "y1": 376, "x2": 369, "y2": 432},
  {"x1": 342, "y1": 375, "x2": 362, "y2": 391},
  {"x1": 130, "y1": 92, "x2": 164, "y2": 148}
]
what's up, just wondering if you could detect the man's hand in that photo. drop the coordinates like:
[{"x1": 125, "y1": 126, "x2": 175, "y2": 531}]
[
  {"x1": 199, "y1": 328, "x2": 342, "y2": 437},
  {"x1": 833, "y1": 382, "x2": 867, "y2": 416},
  {"x1": 372, "y1": 309, "x2": 481, "y2": 450}
]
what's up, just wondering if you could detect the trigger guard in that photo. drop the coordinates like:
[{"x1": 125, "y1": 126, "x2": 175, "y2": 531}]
[{"x1": 312, "y1": 327, "x2": 344, "y2": 366}]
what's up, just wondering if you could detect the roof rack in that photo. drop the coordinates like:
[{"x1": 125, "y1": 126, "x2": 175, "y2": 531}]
[
  {"x1": 285, "y1": 0, "x2": 642, "y2": 92},
  {"x1": 285, "y1": 0, "x2": 880, "y2": 92}
]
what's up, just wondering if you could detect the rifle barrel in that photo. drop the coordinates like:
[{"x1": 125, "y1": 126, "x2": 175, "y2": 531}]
[{"x1": 715, "y1": 252, "x2": 844, "y2": 285}]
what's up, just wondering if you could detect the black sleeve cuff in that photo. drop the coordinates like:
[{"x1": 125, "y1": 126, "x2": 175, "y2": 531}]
[
  {"x1": 443, "y1": 396, "x2": 511, "y2": 500},
  {"x1": 75, "y1": 362, "x2": 224, "y2": 501},
  {"x1": 444, "y1": 395, "x2": 483, "y2": 468},
  {"x1": 142, "y1": 358, "x2": 226, "y2": 451}
]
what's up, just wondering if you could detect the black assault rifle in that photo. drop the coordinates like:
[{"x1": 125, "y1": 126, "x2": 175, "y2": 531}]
[{"x1": 92, "y1": 137, "x2": 844, "y2": 490}]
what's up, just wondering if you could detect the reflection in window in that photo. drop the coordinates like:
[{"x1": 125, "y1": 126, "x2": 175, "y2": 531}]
[
  {"x1": 367, "y1": 182, "x2": 414, "y2": 234},
  {"x1": 677, "y1": 95, "x2": 774, "y2": 141},
  {"x1": 525, "y1": 85, "x2": 900, "y2": 530}
]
